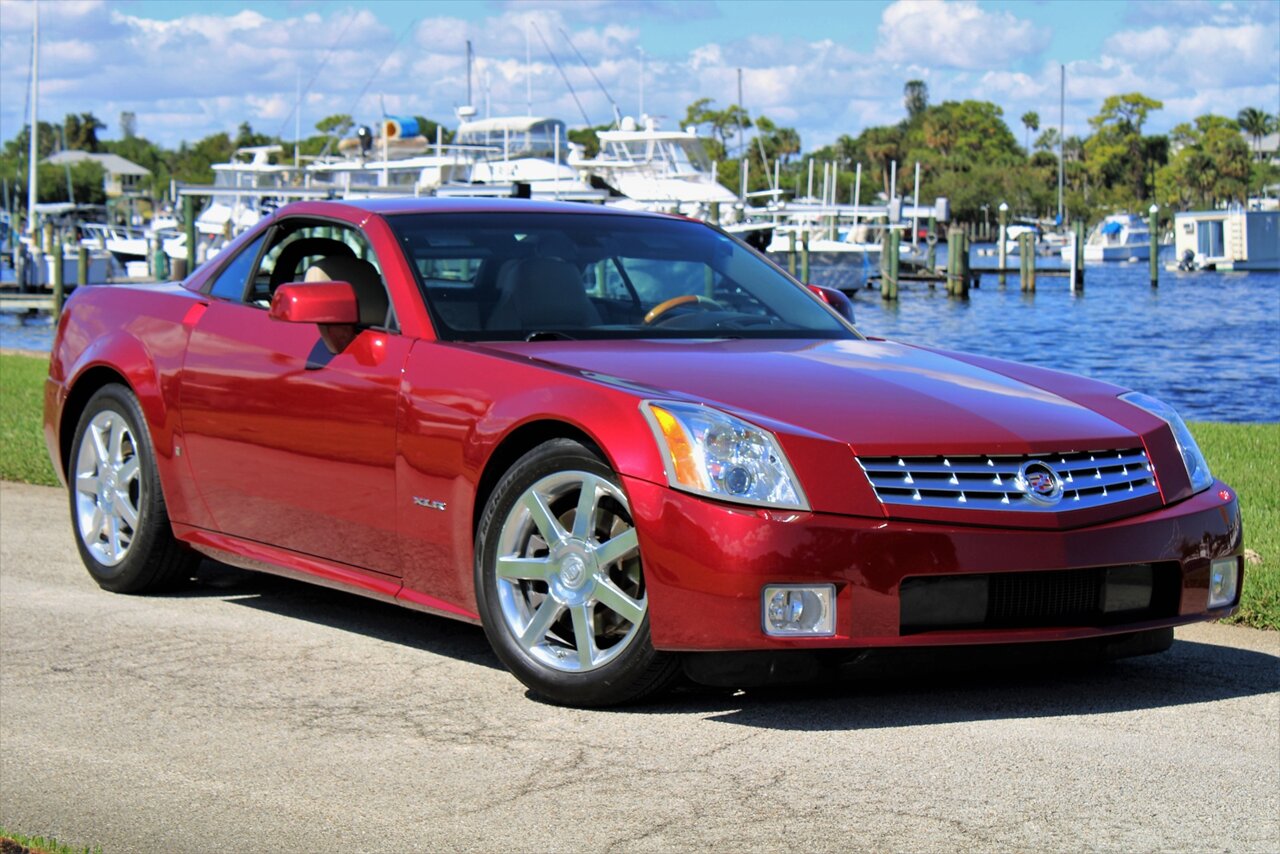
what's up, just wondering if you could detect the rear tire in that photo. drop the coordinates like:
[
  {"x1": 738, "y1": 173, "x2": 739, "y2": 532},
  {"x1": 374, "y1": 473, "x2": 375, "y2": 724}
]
[
  {"x1": 475, "y1": 439, "x2": 679, "y2": 707},
  {"x1": 68, "y1": 384, "x2": 199, "y2": 593}
]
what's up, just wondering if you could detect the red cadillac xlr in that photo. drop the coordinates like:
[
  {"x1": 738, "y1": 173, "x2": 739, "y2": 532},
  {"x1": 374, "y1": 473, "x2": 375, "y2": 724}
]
[{"x1": 44, "y1": 199, "x2": 1244, "y2": 706}]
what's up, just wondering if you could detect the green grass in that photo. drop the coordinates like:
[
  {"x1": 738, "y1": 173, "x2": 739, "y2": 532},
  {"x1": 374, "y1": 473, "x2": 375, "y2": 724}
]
[
  {"x1": 0, "y1": 352, "x2": 57, "y2": 486},
  {"x1": 1190, "y1": 422, "x2": 1280, "y2": 630},
  {"x1": 1, "y1": 352, "x2": 1275, "y2": 629},
  {"x1": 0, "y1": 827, "x2": 101, "y2": 854}
]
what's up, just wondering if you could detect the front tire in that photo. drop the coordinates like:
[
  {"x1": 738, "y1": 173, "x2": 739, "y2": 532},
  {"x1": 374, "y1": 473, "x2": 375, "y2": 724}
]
[
  {"x1": 475, "y1": 439, "x2": 679, "y2": 706},
  {"x1": 68, "y1": 384, "x2": 199, "y2": 593}
]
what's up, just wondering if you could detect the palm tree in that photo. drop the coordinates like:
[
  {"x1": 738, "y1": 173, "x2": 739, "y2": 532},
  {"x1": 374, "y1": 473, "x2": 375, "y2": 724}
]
[
  {"x1": 1236, "y1": 107, "x2": 1276, "y2": 161},
  {"x1": 1021, "y1": 111, "x2": 1040, "y2": 154}
]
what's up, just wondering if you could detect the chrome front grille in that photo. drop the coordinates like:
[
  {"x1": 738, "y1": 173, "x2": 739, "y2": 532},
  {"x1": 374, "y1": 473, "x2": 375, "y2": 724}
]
[{"x1": 857, "y1": 449, "x2": 1158, "y2": 512}]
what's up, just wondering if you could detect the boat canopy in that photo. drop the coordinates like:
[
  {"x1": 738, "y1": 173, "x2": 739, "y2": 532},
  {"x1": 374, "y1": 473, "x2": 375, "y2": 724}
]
[{"x1": 455, "y1": 117, "x2": 567, "y2": 159}]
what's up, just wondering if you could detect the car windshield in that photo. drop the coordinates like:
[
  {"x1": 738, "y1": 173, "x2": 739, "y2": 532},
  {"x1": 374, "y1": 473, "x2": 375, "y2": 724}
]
[{"x1": 387, "y1": 211, "x2": 857, "y2": 342}]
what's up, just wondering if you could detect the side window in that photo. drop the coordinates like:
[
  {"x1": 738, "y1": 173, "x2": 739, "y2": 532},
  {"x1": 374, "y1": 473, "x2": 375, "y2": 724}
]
[
  {"x1": 208, "y1": 233, "x2": 267, "y2": 301},
  {"x1": 250, "y1": 220, "x2": 397, "y2": 331}
]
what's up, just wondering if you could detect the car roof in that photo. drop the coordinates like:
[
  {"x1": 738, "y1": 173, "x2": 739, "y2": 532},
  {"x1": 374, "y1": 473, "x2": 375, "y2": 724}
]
[{"x1": 287, "y1": 196, "x2": 682, "y2": 220}]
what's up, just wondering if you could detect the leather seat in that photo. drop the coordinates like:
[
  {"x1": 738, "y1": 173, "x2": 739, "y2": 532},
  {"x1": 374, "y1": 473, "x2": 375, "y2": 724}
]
[
  {"x1": 268, "y1": 237, "x2": 355, "y2": 293},
  {"x1": 304, "y1": 256, "x2": 390, "y2": 328},
  {"x1": 487, "y1": 258, "x2": 599, "y2": 331}
]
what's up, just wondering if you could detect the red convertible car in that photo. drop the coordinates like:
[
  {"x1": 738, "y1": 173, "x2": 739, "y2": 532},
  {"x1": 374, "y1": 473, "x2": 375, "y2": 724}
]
[{"x1": 44, "y1": 198, "x2": 1243, "y2": 706}]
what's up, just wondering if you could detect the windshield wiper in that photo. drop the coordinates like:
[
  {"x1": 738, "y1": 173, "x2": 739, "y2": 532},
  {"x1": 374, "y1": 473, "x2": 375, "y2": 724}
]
[{"x1": 525, "y1": 330, "x2": 576, "y2": 341}]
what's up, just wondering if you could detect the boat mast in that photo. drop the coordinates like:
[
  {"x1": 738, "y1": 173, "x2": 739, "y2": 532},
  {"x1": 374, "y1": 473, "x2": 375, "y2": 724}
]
[
  {"x1": 466, "y1": 40, "x2": 473, "y2": 109},
  {"x1": 1058, "y1": 63, "x2": 1064, "y2": 223},
  {"x1": 294, "y1": 68, "x2": 301, "y2": 170},
  {"x1": 27, "y1": 1, "x2": 38, "y2": 236},
  {"x1": 737, "y1": 68, "x2": 744, "y2": 162}
]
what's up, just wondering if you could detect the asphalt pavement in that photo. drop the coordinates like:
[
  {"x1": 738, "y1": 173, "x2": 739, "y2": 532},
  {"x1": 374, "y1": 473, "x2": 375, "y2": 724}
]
[{"x1": 2, "y1": 480, "x2": 1277, "y2": 853}]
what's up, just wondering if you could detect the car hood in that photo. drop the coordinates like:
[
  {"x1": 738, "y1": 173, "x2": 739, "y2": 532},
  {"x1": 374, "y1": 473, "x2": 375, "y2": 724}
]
[{"x1": 478, "y1": 338, "x2": 1139, "y2": 457}]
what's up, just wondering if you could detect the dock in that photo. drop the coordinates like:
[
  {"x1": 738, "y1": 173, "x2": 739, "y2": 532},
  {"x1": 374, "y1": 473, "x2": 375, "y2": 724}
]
[{"x1": 0, "y1": 292, "x2": 56, "y2": 312}]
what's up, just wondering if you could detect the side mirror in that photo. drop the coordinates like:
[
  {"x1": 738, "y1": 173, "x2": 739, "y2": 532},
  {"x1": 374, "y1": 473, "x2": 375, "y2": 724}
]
[
  {"x1": 808, "y1": 284, "x2": 856, "y2": 324},
  {"x1": 270, "y1": 281, "x2": 359, "y2": 354},
  {"x1": 269, "y1": 281, "x2": 359, "y2": 324}
]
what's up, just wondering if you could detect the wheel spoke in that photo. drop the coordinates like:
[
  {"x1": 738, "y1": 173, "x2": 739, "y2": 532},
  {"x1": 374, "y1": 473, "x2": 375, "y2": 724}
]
[
  {"x1": 90, "y1": 423, "x2": 110, "y2": 467},
  {"x1": 117, "y1": 496, "x2": 139, "y2": 530},
  {"x1": 118, "y1": 457, "x2": 140, "y2": 485},
  {"x1": 496, "y1": 555, "x2": 555, "y2": 582},
  {"x1": 518, "y1": 598, "x2": 563, "y2": 649},
  {"x1": 571, "y1": 475, "x2": 601, "y2": 540},
  {"x1": 90, "y1": 505, "x2": 105, "y2": 540},
  {"x1": 594, "y1": 527, "x2": 638, "y2": 568},
  {"x1": 522, "y1": 490, "x2": 566, "y2": 548},
  {"x1": 106, "y1": 515, "x2": 121, "y2": 561},
  {"x1": 593, "y1": 577, "x2": 646, "y2": 625},
  {"x1": 75, "y1": 473, "x2": 99, "y2": 495},
  {"x1": 108, "y1": 420, "x2": 126, "y2": 465},
  {"x1": 570, "y1": 603, "x2": 597, "y2": 668}
]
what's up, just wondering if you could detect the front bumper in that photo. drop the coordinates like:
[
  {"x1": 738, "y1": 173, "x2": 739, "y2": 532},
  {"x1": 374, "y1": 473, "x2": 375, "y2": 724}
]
[{"x1": 623, "y1": 476, "x2": 1243, "y2": 651}]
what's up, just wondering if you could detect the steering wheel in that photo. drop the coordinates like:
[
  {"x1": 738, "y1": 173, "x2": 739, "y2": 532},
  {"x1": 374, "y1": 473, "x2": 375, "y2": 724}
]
[{"x1": 643, "y1": 294, "x2": 725, "y2": 325}]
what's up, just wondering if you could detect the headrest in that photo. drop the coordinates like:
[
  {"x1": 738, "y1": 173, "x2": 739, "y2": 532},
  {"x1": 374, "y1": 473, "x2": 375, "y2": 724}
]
[{"x1": 304, "y1": 256, "x2": 389, "y2": 327}]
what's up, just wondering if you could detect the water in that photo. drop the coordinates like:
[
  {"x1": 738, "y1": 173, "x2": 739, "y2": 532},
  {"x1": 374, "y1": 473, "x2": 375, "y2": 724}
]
[
  {"x1": 4, "y1": 255, "x2": 1278, "y2": 422},
  {"x1": 840, "y1": 253, "x2": 1280, "y2": 423}
]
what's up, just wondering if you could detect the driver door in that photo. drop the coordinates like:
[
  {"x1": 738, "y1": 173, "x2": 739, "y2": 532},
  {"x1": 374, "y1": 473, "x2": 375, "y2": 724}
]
[{"x1": 179, "y1": 218, "x2": 409, "y2": 576}]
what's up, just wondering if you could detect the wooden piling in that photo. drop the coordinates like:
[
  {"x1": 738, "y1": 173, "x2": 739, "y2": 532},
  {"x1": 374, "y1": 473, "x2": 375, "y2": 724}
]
[
  {"x1": 1074, "y1": 220, "x2": 1086, "y2": 288},
  {"x1": 709, "y1": 202, "x2": 720, "y2": 226},
  {"x1": 52, "y1": 237, "x2": 64, "y2": 317},
  {"x1": 77, "y1": 244, "x2": 88, "y2": 286},
  {"x1": 881, "y1": 228, "x2": 899, "y2": 300},
  {"x1": 1019, "y1": 234, "x2": 1029, "y2": 291},
  {"x1": 42, "y1": 221, "x2": 54, "y2": 255},
  {"x1": 801, "y1": 232, "x2": 810, "y2": 284},
  {"x1": 956, "y1": 231, "x2": 969, "y2": 297},
  {"x1": 926, "y1": 214, "x2": 937, "y2": 271},
  {"x1": 944, "y1": 227, "x2": 954, "y2": 294},
  {"x1": 997, "y1": 205, "x2": 1008, "y2": 286},
  {"x1": 788, "y1": 231, "x2": 797, "y2": 278},
  {"x1": 1027, "y1": 234, "x2": 1037, "y2": 292},
  {"x1": 183, "y1": 194, "x2": 196, "y2": 276},
  {"x1": 1148, "y1": 206, "x2": 1159, "y2": 288}
]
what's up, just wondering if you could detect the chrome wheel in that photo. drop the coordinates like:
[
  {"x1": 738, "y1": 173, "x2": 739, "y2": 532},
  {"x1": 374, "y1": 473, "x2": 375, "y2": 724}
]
[
  {"x1": 74, "y1": 409, "x2": 142, "y2": 567},
  {"x1": 494, "y1": 470, "x2": 646, "y2": 673}
]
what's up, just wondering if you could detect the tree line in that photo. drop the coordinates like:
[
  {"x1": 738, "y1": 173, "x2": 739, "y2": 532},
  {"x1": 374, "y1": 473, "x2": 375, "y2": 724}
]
[
  {"x1": 680, "y1": 81, "x2": 1277, "y2": 225},
  {"x1": 1, "y1": 88, "x2": 1276, "y2": 227}
]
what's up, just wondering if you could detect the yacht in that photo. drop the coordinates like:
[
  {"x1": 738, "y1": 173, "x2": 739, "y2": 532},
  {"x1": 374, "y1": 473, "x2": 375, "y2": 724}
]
[
  {"x1": 307, "y1": 153, "x2": 471, "y2": 198},
  {"x1": 573, "y1": 116, "x2": 737, "y2": 219},
  {"x1": 1063, "y1": 213, "x2": 1151, "y2": 262},
  {"x1": 452, "y1": 114, "x2": 606, "y2": 202}
]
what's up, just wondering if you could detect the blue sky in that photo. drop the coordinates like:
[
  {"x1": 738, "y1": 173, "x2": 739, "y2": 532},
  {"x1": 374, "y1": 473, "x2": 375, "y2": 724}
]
[{"x1": 1, "y1": 0, "x2": 1276, "y2": 152}]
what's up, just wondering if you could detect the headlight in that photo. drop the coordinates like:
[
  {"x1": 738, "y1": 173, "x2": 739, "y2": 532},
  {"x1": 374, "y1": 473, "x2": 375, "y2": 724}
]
[
  {"x1": 1120, "y1": 392, "x2": 1213, "y2": 492},
  {"x1": 642, "y1": 401, "x2": 809, "y2": 510}
]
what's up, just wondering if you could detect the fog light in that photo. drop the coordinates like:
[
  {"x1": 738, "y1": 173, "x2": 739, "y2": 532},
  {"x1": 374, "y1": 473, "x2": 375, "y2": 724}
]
[
  {"x1": 1208, "y1": 558, "x2": 1240, "y2": 608},
  {"x1": 762, "y1": 584, "x2": 835, "y2": 637}
]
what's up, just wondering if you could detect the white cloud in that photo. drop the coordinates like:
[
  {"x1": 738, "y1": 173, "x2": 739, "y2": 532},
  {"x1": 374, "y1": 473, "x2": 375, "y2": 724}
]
[
  {"x1": 0, "y1": 0, "x2": 1276, "y2": 162},
  {"x1": 876, "y1": 0, "x2": 1049, "y2": 70}
]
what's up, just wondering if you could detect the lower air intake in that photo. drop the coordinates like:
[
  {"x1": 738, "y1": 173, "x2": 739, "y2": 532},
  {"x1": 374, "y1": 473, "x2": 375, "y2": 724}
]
[{"x1": 899, "y1": 563, "x2": 1181, "y2": 634}]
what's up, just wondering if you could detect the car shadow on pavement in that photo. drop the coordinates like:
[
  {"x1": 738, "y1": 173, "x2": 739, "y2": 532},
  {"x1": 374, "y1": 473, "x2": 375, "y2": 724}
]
[
  {"x1": 170, "y1": 559, "x2": 504, "y2": 671},
  {"x1": 170, "y1": 562, "x2": 1276, "y2": 719},
  {"x1": 654, "y1": 639, "x2": 1280, "y2": 729}
]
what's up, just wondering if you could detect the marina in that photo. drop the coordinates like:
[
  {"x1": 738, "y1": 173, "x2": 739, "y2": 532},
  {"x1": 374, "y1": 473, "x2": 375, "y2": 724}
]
[{"x1": 5, "y1": 256, "x2": 1276, "y2": 423}]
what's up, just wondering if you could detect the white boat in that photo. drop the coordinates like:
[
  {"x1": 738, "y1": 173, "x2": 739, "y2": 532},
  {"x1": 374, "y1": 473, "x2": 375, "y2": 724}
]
[
  {"x1": 453, "y1": 114, "x2": 606, "y2": 202},
  {"x1": 307, "y1": 153, "x2": 472, "y2": 198},
  {"x1": 79, "y1": 222, "x2": 149, "y2": 263},
  {"x1": 1171, "y1": 208, "x2": 1280, "y2": 271},
  {"x1": 199, "y1": 145, "x2": 301, "y2": 238},
  {"x1": 573, "y1": 116, "x2": 737, "y2": 219},
  {"x1": 1062, "y1": 213, "x2": 1151, "y2": 262}
]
